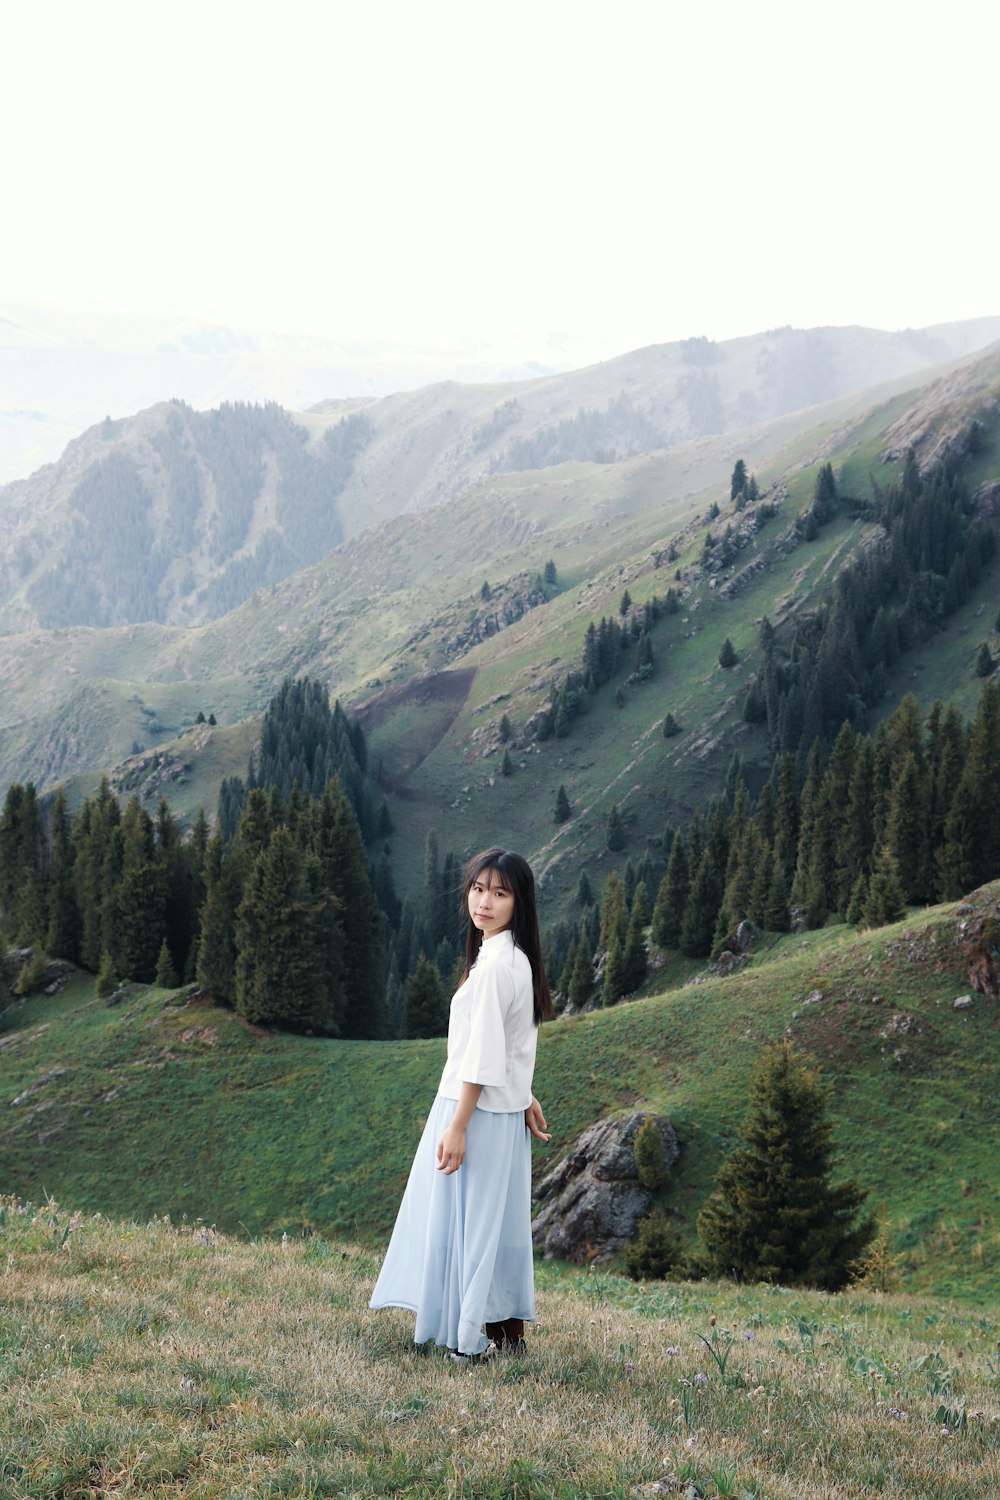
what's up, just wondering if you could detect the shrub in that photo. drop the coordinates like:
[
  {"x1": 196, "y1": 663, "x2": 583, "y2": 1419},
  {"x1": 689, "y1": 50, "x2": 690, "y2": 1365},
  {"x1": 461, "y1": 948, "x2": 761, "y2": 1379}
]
[
  {"x1": 624, "y1": 1213, "x2": 684, "y2": 1281},
  {"x1": 634, "y1": 1118, "x2": 670, "y2": 1189}
]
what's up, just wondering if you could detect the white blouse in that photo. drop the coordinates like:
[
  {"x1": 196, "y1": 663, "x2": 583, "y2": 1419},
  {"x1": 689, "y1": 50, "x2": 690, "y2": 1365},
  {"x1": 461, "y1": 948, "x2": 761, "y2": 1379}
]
[{"x1": 437, "y1": 928, "x2": 538, "y2": 1113}]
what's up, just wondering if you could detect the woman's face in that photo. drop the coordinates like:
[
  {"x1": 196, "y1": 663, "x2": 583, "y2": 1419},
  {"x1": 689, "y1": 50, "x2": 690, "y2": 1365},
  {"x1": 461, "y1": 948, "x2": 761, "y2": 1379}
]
[{"x1": 468, "y1": 869, "x2": 515, "y2": 938}]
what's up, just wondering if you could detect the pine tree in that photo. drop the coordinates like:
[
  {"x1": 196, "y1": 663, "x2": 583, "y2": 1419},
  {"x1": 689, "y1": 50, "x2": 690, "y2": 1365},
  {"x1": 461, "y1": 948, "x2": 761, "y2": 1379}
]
[
  {"x1": 498, "y1": 712, "x2": 512, "y2": 741},
  {"x1": 730, "y1": 459, "x2": 748, "y2": 502},
  {"x1": 861, "y1": 845, "x2": 906, "y2": 928},
  {"x1": 112, "y1": 799, "x2": 166, "y2": 981},
  {"x1": 884, "y1": 752, "x2": 930, "y2": 902},
  {"x1": 155, "y1": 938, "x2": 179, "y2": 988},
  {"x1": 619, "y1": 589, "x2": 632, "y2": 616},
  {"x1": 404, "y1": 953, "x2": 448, "y2": 1038},
  {"x1": 577, "y1": 871, "x2": 594, "y2": 907},
  {"x1": 598, "y1": 870, "x2": 629, "y2": 951},
  {"x1": 312, "y1": 777, "x2": 386, "y2": 1038},
  {"x1": 500, "y1": 749, "x2": 514, "y2": 775},
  {"x1": 662, "y1": 712, "x2": 681, "y2": 738},
  {"x1": 554, "y1": 784, "x2": 571, "y2": 824},
  {"x1": 601, "y1": 939, "x2": 628, "y2": 1005},
  {"x1": 697, "y1": 1042, "x2": 875, "y2": 1290},
  {"x1": 95, "y1": 949, "x2": 118, "y2": 999},
  {"x1": 652, "y1": 832, "x2": 689, "y2": 947},
  {"x1": 567, "y1": 925, "x2": 595, "y2": 1007},
  {"x1": 679, "y1": 850, "x2": 721, "y2": 958},
  {"x1": 975, "y1": 642, "x2": 994, "y2": 677},
  {"x1": 621, "y1": 888, "x2": 649, "y2": 993},
  {"x1": 763, "y1": 860, "x2": 791, "y2": 932},
  {"x1": 718, "y1": 637, "x2": 738, "y2": 669},
  {"x1": 234, "y1": 826, "x2": 337, "y2": 1034},
  {"x1": 44, "y1": 788, "x2": 80, "y2": 962},
  {"x1": 606, "y1": 803, "x2": 626, "y2": 852},
  {"x1": 196, "y1": 834, "x2": 241, "y2": 1005}
]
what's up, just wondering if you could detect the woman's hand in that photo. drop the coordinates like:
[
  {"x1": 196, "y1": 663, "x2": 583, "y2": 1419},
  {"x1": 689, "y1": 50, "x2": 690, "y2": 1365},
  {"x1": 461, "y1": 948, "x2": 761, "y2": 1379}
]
[
  {"x1": 525, "y1": 1095, "x2": 551, "y2": 1142},
  {"x1": 436, "y1": 1122, "x2": 467, "y2": 1174}
]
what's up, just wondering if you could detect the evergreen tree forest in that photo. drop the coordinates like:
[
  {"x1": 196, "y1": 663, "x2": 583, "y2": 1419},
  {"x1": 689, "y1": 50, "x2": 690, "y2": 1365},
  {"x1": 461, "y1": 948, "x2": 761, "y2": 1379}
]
[
  {"x1": 0, "y1": 678, "x2": 462, "y2": 1041},
  {"x1": 549, "y1": 681, "x2": 1000, "y2": 1005}
]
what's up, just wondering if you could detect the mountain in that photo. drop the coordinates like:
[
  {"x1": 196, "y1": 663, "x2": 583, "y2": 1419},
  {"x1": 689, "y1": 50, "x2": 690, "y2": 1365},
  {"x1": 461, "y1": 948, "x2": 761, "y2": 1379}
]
[
  {"x1": 0, "y1": 302, "x2": 573, "y2": 484},
  {"x1": 0, "y1": 331, "x2": 998, "y2": 934},
  {"x1": 2, "y1": 318, "x2": 999, "y2": 634}
]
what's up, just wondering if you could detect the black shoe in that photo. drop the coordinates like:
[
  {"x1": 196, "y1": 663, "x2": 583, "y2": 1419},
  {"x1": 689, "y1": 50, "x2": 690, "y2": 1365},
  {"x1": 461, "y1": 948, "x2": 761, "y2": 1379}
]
[{"x1": 449, "y1": 1341, "x2": 497, "y2": 1365}]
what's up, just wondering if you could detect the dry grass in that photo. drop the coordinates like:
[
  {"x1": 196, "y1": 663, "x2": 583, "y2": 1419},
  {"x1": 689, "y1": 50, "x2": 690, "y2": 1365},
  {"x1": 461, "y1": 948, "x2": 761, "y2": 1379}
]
[{"x1": 2, "y1": 1198, "x2": 998, "y2": 1499}]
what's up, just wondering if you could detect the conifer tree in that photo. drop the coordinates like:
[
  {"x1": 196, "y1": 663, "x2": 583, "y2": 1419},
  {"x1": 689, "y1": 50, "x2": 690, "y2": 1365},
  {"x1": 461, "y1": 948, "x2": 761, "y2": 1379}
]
[
  {"x1": 652, "y1": 832, "x2": 689, "y2": 948},
  {"x1": 196, "y1": 834, "x2": 241, "y2": 1005},
  {"x1": 697, "y1": 1042, "x2": 874, "y2": 1290},
  {"x1": 763, "y1": 860, "x2": 791, "y2": 932},
  {"x1": 73, "y1": 778, "x2": 123, "y2": 973},
  {"x1": 44, "y1": 788, "x2": 80, "y2": 962},
  {"x1": 845, "y1": 871, "x2": 868, "y2": 927},
  {"x1": 598, "y1": 870, "x2": 629, "y2": 951},
  {"x1": 404, "y1": 953, "x2": 448, "y2": 1038},
  {"x1": 0, "y1": 782, "x2": 48, "y2": 946},
  {"x1": 619, "y1": 589, "x2": 632, "y2": 616},
  {"x1": 962, "y1": 680, "x2": 1000, "y2": 884},
  {"x1": 718, "y1": 637, "x2": 738, "y2": 669},
  {"x1": 975, "y1": 641, "x2": 994, "y2": 677},
  {"x1": 606, "y1": 803, "x2": 626, "y2": 852},
  {"x1": 313, "y1": 777, "x2": 386, "y2": 1038},
  {"x1": 601, "y1": 938, "x2": 628, "y2": 1005},
  {"x1": 234, "y1": 826, "x2": 337, "y2": 1034},
  {"x1": 861, "y1": 845, "x2": 906, "y2": 928},
  {"x1": 576, "y1": 871, "x2": 594, "y2": 907},
  {"x1": 567, "y1": 925, "x2": 595, "y2": 1008},
  {"x1": 500, "y1": 748, "x2": 514, "y2": 775},
  {"x1": 620, "y1": 900, "x2": 653, "y2": 996},
  {"x1": 95, "y1": 949, "x2": 118, "y2": 999},
  {"x1": 155, "y1": 938, "x2": 179, "y2": 988},
  {"x1": 679, "y1": 850, "x2": 722, "y2": 958},
  {"x1": 662, "y1": 712, "x2": 681, "y2": 738},
  {"x1": 112, "y1": 799, "x2": 166, "y2": 982},
  {"x1": 884, "y1": 751, "x2": 930, "y2": 902},
  {"x1": 554, "y1": 784, "x2": 571, "y2": 824}
]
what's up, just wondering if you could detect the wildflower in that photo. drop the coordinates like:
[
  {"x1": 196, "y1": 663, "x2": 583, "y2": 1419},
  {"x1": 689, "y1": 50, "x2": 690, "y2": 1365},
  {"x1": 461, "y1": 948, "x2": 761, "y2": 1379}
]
[
  {"x1": 887, "y1": 1407, "x2": 908, "y2": 1422},
  {"x1": 694, "y1": 1372, "x2": 708, "y2": 1385},
  {"x1": 666, "y1": 1345, "x2": 680, "y2": 1356},
  {"x1": 742, "y1": 1331, "x2": 754, "y2": 1341}
]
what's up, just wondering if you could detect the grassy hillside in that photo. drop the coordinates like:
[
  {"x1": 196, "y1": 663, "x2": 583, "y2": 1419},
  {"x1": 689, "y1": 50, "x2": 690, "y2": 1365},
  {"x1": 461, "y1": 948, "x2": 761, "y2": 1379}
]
[
  {"x1": 3, "y1": 1204, "x2": 997, "y2": 1500},
  {"x1": 3, "y1": 882, "x2": 997, "y2": 1302}
]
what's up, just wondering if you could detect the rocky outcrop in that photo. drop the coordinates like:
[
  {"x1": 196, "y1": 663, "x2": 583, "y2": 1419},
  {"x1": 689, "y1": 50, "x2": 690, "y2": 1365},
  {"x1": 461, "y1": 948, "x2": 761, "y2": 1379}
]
[
  {"x1": 531, "y1": 1112, "x2": 680, "y2": 1263},
  {"x1": 961, "y1": 904, "x2": 1000, "y2": 998}
]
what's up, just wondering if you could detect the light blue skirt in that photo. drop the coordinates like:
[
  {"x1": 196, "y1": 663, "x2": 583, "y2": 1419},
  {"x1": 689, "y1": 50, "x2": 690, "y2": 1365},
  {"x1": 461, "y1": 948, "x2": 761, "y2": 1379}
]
[{"x1": 369, "y1": 1094, "x2": 535, "y2": 1356}]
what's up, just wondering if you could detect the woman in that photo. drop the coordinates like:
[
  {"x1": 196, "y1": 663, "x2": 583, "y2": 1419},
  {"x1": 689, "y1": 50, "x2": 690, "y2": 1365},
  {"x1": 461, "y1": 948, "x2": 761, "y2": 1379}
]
[{"x1": 370, "y1": 846, "x2": 553, "y2": 1361}]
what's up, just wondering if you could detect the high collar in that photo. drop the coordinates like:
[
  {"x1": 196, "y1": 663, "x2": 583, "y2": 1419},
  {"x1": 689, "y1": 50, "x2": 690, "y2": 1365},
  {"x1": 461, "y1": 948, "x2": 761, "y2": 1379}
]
[{"x1": 474, "y1": 928, "x2": 515, "y2": 965}]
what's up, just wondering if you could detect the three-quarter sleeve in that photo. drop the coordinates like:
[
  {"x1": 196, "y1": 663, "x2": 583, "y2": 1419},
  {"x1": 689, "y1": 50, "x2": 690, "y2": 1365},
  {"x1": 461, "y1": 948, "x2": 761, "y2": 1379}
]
[{"x1": 457, "y1": 962, "x2": 511, "y2": 1087}]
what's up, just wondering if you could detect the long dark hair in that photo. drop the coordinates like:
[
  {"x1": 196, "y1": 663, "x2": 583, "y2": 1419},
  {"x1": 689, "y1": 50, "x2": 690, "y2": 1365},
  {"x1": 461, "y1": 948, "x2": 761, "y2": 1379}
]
[{"x1": 460, "y1": 847, "x2": 553, "y2": 1024}]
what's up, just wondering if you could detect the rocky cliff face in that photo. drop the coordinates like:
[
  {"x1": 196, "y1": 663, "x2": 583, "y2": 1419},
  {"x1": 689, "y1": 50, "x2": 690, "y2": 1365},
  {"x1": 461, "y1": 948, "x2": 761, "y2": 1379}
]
[{"x1": 531, "y1": 1112, "x2": 680, "y2": 1263}]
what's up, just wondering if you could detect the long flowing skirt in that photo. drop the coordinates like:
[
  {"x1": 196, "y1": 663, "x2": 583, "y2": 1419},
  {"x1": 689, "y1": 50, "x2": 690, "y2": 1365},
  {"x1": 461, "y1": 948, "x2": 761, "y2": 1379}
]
[{"x1": 369, "y1": 1095, "x2": 535, "y2": 1356}]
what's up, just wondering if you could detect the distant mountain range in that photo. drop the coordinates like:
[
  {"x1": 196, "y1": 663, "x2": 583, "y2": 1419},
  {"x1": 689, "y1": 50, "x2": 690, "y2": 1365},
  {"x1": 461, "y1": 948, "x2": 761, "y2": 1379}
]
[
  {"x1": 0, "y1": 303, "x2": 578, "y2": 485},
  {"x1": 2, "y1": 315, "x2": 999, "y2": 637}
]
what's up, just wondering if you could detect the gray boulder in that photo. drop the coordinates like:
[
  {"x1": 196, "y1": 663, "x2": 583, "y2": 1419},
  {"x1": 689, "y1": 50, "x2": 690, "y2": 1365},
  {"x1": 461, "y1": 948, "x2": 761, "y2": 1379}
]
[{"x1": 532, "y1": 1112, "x2": 680, "y2": 1263}]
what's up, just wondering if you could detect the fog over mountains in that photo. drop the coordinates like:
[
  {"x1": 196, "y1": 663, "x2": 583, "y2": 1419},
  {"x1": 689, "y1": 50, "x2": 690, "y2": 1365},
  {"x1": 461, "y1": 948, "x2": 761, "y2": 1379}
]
[
  {"x1": 0, "y1": 303, "x2": 577, "y2": 485},
  {"x1": 2, "y1": 314, "x2": 999, "y2": 637}
]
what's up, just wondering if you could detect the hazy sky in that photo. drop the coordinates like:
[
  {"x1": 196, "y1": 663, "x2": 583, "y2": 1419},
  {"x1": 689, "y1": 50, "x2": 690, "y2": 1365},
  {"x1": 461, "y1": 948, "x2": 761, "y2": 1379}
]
[{"x1": 4, "y1": 0, "x2": 996, "y2": 362}]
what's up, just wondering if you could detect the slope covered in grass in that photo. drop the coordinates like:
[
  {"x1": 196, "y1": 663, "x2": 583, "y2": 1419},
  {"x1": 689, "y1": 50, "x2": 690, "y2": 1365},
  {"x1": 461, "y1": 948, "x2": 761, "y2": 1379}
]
[
  {"x1": 2, "y1": 1198, "x2": 997, "y2": 1499},
  {"x1": 3, "y1": 885, "x2": 997, "y2": 1301}
]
